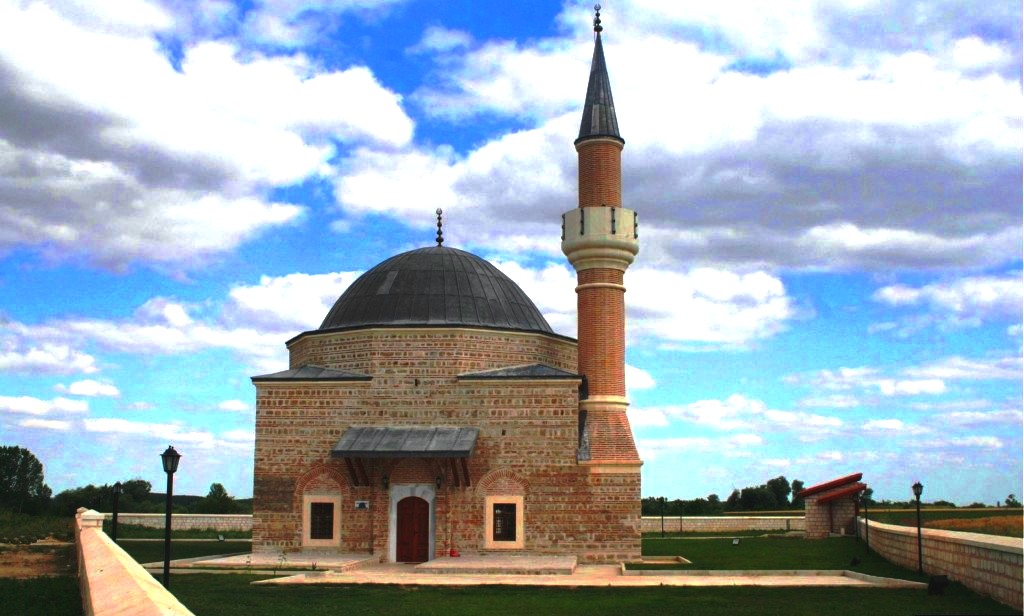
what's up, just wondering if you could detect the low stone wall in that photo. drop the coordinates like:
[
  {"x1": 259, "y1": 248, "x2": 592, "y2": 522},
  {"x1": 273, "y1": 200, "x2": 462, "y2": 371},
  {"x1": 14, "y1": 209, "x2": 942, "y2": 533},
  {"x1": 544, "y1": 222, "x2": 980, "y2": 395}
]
[
  {"x1": 641, "y1": 516, "x2": 805, "y2": 533},
  {"x1": 101, "y1": 513, "x2": 252, "y2": 532},
  {"x1": 76, "y1": 508, "x2": 194, "y2": 615},
  {"x1": 859, "y1": 517, "x2": 1022, "y2": 610}
]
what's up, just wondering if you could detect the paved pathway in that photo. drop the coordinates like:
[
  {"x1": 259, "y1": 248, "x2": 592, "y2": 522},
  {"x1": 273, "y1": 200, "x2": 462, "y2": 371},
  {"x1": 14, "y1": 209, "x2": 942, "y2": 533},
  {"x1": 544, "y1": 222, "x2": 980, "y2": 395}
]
[{"x1": 183, "y1": 551, "x2": 926, "y2": 590}]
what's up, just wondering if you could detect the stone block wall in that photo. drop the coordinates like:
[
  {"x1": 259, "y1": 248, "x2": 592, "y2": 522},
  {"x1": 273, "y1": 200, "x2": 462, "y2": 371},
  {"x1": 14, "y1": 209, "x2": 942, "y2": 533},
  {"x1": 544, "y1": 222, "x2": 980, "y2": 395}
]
[
  {"x1": 76, "y1": 508, "x2": 194, "y2": 615},
  {"x1": 805, "y1": 495, "x2": 858, "y2": 538},
  {"x1": 100, "y1": 513, "x2": 252, "y2": 532},
  {"x1": 254, "y1": 327, "x2": 640, "y2": 563},
  {"x1": 640, "y1": 516, "x2": 805, "y2": 533},
  {"x1": 859, "y1": 518, "x2": 1022, "y2": 610}
]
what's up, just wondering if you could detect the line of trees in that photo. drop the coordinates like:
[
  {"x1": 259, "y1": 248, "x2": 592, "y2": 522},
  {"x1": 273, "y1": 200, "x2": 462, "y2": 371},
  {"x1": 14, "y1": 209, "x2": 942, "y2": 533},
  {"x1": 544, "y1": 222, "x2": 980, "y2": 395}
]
[{"x1": 1, "y1": 445, "x2": 250, "y2": 518}]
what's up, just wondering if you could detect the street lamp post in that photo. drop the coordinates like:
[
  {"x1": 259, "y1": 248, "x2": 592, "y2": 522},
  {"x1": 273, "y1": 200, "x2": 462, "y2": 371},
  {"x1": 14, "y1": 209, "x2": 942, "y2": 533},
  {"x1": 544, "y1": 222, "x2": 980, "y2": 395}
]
[
  {"x1": 160, "y1": 446, "x2": 181, "y2": 589},
  {"x1": 111, "y1": 481, "x2": 122, "y2": 543},
  {"x1": 660, "y1": 496, "x2": 666, "y2": 538},
  {"x1": 861, "y1": 492, "x2": 869, "y2": 554},
  {"x1": 912, "y1": 481, "x2": 923, "y2": 573}
]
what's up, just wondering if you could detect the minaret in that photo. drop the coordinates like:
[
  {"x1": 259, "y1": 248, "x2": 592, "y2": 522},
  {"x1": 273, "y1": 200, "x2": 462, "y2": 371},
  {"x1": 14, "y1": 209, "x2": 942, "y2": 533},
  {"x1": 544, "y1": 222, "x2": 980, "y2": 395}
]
[{"x1": 562, "y1": 6, "x2": 641, "y2": 469}]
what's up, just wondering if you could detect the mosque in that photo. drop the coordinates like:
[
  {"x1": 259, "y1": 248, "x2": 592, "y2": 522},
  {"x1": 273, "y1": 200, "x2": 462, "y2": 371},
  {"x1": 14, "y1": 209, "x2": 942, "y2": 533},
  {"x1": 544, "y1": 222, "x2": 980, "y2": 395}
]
[{"x1": 250, "y1": 9, "x2": 641, "y2": 563}]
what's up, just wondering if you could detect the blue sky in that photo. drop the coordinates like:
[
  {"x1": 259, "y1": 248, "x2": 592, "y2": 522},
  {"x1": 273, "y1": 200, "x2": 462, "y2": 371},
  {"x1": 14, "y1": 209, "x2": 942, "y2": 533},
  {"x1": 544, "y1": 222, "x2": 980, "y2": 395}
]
[{"x1": 0, "y1": 0, "x2": 1020, "y2": 505}]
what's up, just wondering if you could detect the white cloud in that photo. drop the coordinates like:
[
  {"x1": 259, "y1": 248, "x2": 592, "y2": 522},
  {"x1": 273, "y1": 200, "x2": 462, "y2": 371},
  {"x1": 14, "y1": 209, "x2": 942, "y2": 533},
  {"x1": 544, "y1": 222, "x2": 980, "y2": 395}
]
[
  {"x1": 0, "y1": 342, "x2": 98, "y2": 375},
  {"x1": 0, "y1": 2, "x2": 413, "y2": 268},
  {"x1": 862, "y1": 418, "x2": 930, "y2": 435},
  {"x1": 0, "y1": 396, "x2": 88, "y2": 416},
  {"x1": 626, "y1": 364, "x2": 656, "y2": 392},
  {"x1": 218, "y1": 400, "x2": 251, "y2": 412},
  {"x1": 873, "y1": 274, "x2": 1022, "y2": 330},
  {"x1": 18, "y1": 418, "x2": 72, "y2": 431},
  {"x1": 637, "y1": 433, "x2": 764, "y2": 461},
  {"x1": 904, "y1": 355, "x2": 1022, "y2": 381},
  {"x1": 55, "y1": 379, "x2": 120, "y2": 397},
  {"x1": 82, "y1": 417, "x2": 251, "y2": 451},
  {"x1": 798, "y1": 394, "x2": 860, "y2": 408},
  {"x1": 916, "y1": 435, "x2": 1005, "y2": 449},
  {"x1": 225, "y1": 271, "x2": 361, "y2": 332},
  {"x1": 937, "y1": 409, "x2": 1023, "y2": 426},
  {"x1": 761, "y1": 458, "x2": 791, "y2": 468},
  {"x1": 876, "y1": 378, "x2": 946, "y2": 396},
  {"x1": 626, "y1": 406, "x2": 669, "y2": 428}
]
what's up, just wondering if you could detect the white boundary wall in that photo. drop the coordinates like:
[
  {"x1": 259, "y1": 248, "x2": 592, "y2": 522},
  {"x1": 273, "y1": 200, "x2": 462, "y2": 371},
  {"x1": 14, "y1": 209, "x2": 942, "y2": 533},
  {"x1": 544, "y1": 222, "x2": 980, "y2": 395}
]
[
  {"x1": 859, "y1": 517, "x2": 1022, "y2": 610},
  {"x1": 641, "y1": 516, "x2": 804, "y2": 533},
  {"x1": 101, "y1": 513, "x2": 252, "y2": 532},
  {"x1": 76, "y1": 508, "x2": 194, "y2": 615}
]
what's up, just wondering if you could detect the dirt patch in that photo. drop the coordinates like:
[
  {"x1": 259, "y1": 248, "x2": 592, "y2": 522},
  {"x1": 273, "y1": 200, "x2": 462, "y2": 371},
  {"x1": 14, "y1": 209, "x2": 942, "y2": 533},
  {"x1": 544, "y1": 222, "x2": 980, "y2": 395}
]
[{"x1": 0, "y1": 543, "x2": 76, "y2": 578}]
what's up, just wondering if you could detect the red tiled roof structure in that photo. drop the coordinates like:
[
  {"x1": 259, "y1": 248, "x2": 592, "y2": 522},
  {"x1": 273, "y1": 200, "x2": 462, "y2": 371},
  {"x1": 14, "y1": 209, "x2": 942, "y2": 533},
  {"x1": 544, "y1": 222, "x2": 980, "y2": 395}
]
[
  {"x1": 816, "y1": 482, "x2": 867, "y2": 504},
  {"x1": 797, "y1": 472, "x2": 863, "y2": 498}
]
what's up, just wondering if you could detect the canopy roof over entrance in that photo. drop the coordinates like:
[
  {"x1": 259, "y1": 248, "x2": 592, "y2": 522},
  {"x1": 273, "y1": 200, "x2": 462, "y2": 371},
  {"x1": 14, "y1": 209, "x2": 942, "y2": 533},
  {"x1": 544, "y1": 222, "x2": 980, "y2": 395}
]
[{"x1": 331, "y1": 426, "x2": 479, "y2": 458}]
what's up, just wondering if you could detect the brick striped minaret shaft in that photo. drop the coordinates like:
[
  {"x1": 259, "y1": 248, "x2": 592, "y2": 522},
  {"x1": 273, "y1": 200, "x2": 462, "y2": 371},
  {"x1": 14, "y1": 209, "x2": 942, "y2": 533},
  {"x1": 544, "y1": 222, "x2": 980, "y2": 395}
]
[{"x1": 562, "y1": 8, "x2": 641, "y2": 470}]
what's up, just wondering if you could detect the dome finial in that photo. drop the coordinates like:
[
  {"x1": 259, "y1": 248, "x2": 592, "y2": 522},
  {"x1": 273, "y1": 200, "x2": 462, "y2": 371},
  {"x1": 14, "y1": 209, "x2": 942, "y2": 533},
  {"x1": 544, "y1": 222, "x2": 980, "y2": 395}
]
[
  {"x1": 593, "y1": 4, "x2": 602, "y2": 33},
  {"x1": 435, "y1": 208, "x2": 444, "y2": 246}
]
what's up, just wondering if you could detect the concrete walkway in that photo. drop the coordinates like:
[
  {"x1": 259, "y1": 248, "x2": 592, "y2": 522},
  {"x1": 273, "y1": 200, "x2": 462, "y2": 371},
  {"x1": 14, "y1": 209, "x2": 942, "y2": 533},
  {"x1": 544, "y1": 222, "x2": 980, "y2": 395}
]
[{"x1": 179, "y1": 551, "x2": 926, "y2": 590}]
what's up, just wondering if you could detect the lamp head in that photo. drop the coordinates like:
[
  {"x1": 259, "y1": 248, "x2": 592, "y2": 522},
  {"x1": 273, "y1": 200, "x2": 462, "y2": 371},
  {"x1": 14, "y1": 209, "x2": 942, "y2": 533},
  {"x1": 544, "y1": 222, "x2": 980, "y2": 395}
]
[
  {"x1": 113, "y1": 481, "x2": 122, "y2": 495},
  {"x1": 161, "y1": 445, "x2": 181, "y2": 474},
  {"x1": 912, "y1": 481, "x2": 923, "y2": 499}
]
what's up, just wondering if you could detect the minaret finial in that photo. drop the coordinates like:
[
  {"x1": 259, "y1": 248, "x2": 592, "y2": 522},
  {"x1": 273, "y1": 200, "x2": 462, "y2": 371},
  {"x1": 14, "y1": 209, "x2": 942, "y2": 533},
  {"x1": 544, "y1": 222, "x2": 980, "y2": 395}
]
[
  {"x1": 593, "y1": 4, "x2": 602, "y2": 33},
  {"x1": 435, "y1": 208, "x2": 444, "y2": 246}
]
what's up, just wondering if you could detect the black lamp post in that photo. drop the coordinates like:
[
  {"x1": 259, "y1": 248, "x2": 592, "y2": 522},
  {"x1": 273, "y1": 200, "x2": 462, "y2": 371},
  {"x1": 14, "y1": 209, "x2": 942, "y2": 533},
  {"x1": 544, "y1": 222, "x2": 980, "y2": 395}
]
[
  {"x1": 660, "y1": 496, "x2": 666, "y2": 538},
  {"x1": 912, "y1": 481, "x2": 923, "y2": 573},
  {"x1": 860, "y1": 492, "x2": 869, "y2": 554},
  {"x1": 160, "y1": 446, "x2": 181, "y2": 588},
  {"x1": 111, "y1": 481, "x2": 122, "y2": 543}
]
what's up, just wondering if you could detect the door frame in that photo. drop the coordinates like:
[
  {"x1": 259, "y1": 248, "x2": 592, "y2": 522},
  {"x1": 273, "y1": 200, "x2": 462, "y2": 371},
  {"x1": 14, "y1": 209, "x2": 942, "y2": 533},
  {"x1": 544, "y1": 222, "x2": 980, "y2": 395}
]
[{"x1": 388, "y1": 484, "x2": 435, "y2": 562}]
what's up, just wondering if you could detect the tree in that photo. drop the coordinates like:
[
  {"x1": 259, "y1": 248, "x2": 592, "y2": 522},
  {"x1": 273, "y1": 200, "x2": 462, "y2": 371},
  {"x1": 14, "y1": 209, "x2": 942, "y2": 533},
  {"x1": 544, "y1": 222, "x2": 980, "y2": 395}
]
[
  {"x1": 861, "y1": 486, "x2": 874, "y2": 504},
  {"x1": 725, "y1": 489, "x2": 741, "y2": 511},
  {"x1": 766, "y1": 476, "x2": 791, "y2": 508},
  {"x1": 1005, "y1": 494, "x2": 1022, "y2": 508},
  {"x1": 791, "y1": 479, "x2": 805, "y2": 508},
  {"x1": 0, "y1": 446, "x2": 51, "y2": 514},
  {"x1": 193, "y1": 483, "x2": 240, "y2": 514}
]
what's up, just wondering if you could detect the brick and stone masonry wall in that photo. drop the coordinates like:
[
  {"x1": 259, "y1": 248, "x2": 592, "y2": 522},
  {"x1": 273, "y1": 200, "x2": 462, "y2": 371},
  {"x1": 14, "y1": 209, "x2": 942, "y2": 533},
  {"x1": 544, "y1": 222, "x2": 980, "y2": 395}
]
[
  {"x1": 859, "y1": 518, "x2": 1022, "y2": 610},
  {"x1": 100, "y1": 513, "x2": 252, "y2": 532},
  {"x1": 255, "y1": 326, "x2": 641, "y2": 563},
  {"x1": 641, "y1": 516, "x2": 805, "y2": 533},
  {"x1": 76, "y1": 508, "x2": 194, "y2": 615}
]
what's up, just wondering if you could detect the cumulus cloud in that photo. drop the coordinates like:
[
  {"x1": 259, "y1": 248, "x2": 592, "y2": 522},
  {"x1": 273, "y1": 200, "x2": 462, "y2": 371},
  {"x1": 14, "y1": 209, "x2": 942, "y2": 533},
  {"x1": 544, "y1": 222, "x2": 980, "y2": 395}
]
[
  {"x1": 350, "y1": 1, "x2": 1022, "y2": 273},
  {"x1": 637, "y1": 433, "x2": 764, "y2": 461},
  {"x1": 0, "y1": 2, "x2": 413, "y2": 269},
  {"x1": 218, "y1": 399, "x2": 251, "y2": 412},
  {"x1": 0, "y1": 395, "x2": 88, "y2": 416},
  {"x1": 903, "y1": 355, "x2": 1023, "y2": 381},
  {"x1": 18, "y1": 418, "x2": 72, "y2": 431},
  {"x1": 0, "y1": 341, "x2": 98, "y2": 375},
  {"x1": 873, "y1": 274, "x2": 1023, "y2": 332},
  {"x1": 636, "y1": 394, "x2": 843, "y2": 441},
  {"x1": 83, "y1": 417, "x2": 251, "y2": 451},
  {"x1": 55, "y1": 379, "x2": 120, "y2": 397},
  {"x1": 225, "y1": 271, "x2": 361, "y2": 332}
]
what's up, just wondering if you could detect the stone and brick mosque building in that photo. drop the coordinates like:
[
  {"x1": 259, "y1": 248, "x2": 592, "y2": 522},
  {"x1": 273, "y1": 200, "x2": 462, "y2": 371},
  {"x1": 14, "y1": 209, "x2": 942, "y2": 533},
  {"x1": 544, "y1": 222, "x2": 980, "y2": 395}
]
[{"x1": 251, "y1": 11, "x2": 642, "y2": 563}]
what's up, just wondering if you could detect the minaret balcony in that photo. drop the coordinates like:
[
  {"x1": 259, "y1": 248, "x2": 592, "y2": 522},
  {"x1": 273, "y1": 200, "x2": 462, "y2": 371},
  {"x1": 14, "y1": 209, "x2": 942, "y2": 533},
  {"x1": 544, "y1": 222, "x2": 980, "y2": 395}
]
[{"x1": 561, "y1": 206, "x2": 639, "y2": 272}]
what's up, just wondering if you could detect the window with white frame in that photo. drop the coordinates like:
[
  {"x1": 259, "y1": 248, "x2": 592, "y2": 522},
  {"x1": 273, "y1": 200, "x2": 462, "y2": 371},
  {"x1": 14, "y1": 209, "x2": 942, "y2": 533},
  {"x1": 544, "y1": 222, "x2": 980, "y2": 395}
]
[
  {"x1": 484, "y1": 495, "x2": 524, "y2": 549},
  {"x1": 303, "y1": 494, "x2": 341, "y2": 547}
]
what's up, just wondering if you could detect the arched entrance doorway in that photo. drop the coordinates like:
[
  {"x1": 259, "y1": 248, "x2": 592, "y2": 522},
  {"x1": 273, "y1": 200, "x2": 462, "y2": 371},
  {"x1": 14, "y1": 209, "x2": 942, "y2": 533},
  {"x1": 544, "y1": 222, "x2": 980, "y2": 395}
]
[{"x1": 396, "y1": 496, "x2": 429, "y2": 562}]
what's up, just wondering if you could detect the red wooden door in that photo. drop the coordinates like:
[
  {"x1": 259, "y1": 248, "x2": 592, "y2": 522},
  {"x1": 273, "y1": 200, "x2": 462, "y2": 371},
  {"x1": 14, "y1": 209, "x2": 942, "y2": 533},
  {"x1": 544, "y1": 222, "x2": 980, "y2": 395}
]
[{"x1": 396, "y1": 496, "x2": 429, "y2": 562}]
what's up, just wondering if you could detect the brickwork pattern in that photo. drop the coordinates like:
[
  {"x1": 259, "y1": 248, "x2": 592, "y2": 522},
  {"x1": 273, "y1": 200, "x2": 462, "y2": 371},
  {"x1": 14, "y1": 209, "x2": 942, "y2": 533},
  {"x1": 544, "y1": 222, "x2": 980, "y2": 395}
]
[
  {"x1": 254, "y1": 327, "x2": 640, "y2": 563},
  {"x1": 576, "y1": 268, "x2": 625, "y2": 398},
  {"x1": 859, "y1": 518, "x2": 1023, "y2": 610},
  {"x1": 576, "y1": 140, "x2": 623, "y2": 208},
  {"x1": 805, "y1": 492, "x2": 859, "y2": 539}
]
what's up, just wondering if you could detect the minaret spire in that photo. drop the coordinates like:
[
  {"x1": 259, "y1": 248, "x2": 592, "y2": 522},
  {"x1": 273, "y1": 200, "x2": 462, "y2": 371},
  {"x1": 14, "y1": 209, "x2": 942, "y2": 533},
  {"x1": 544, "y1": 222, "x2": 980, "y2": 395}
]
[
  {"x1": 577, "y1": 5, "x2": 621, "y2": 144},
  {"x1": 561, "y1": 6, "x2": 640, "y2": 469},
  {"x1": 435, "y1": 208, "x2": 444, "y2": 246}
]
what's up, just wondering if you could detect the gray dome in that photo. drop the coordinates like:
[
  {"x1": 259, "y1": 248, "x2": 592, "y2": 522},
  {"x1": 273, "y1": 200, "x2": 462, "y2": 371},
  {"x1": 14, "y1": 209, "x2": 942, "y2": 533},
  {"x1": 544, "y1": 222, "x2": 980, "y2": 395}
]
[{"x1": 320, "y1": 246, "x2": 554, "y2": 334}]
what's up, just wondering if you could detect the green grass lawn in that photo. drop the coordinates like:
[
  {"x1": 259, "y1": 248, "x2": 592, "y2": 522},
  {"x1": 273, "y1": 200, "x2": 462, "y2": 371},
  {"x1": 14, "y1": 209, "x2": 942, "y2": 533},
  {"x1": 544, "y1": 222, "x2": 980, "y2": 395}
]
[
  {"x1": 168, "y1": 575, "x2": 1020, "y2": 616},
  {"x1": 118, "y1": 540, "x2": 251, "y2": 564},
  {"x1": 0, "y1": 577, "x2": 82, "y2": 616},
  {"x1": 638, "y1": 536, "x2": 923, "y2": 581}
]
